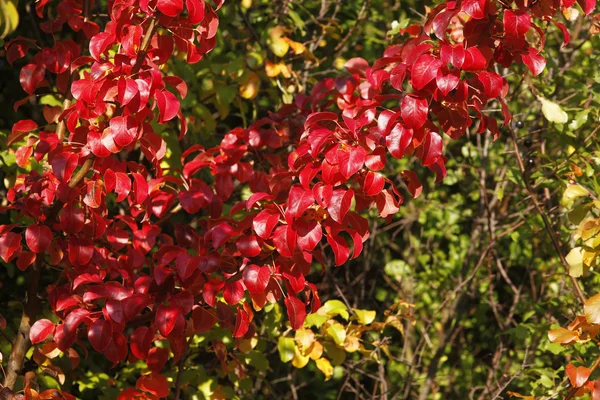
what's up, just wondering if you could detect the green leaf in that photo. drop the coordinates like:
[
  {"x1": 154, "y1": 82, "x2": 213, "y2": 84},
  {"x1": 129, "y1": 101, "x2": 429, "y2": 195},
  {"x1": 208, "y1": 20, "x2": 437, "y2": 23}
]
[
  {"x1": 568, "y1": 109, "x2": 590, "y2": 131},
  {"x1": 352, "y1": 309, "x2": 376, "y2": 325},
  {"x1": 277, "y1": 336, "x2": 295, "y2": 363},
  {"x1": 539, "y1": 97, "x2": 569, "y2": 124}
]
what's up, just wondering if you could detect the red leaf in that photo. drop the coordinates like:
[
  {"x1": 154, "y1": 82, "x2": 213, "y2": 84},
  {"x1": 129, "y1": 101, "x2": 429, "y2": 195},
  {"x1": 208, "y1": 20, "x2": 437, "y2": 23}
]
[
  {"x1": 25, "y1": 224, "x2": 52, "y2": 253},
  {"x1": 503, "y1": 10, "x2": 531, "y2": 38},
  {"x1": 401, "y1": 95, "x2": 428, "y2": 129},
  {"x1": 295, "y1": 219, "x2": 323, "y2": 251},
  {"x1": 52, "y1": 152, "x2": 78, "y2": 182},
  {"x1": 365, "y1": 147, "x2": 386, "y2": 170},
  {"x1": 272, "y1": 225, "x2": 297, "y2": 257},
  {"x1": 440, "y1": 44, "x2": 465, "y2": 70},
  {"x1": 253, "y1": 208, "x2": 280, "y2": 239},
  {"x1": 326, "y1": 233, "x2": 350, "y2": 266},
  {"x1": 192, "y1": 307, "x2": 217, "y2": 333},
  {"x1": 136, "y1": 373, "x2": 170, "y2": 398},
  {"x1": 20, "y1": 63, "x2": 45, "y2": 94},
  {"x1": 363, "y1": 171, "x2": 385, "y2": 196},
  {"x1": 344, "y1": 57, "x2": 369, "y2": 75},
  {"x1": 337, "y1": 146, "x2": 366, "y2": 179},
  {"x1": 286, "y1": 185, "x2": 315, "y2": 220},
  {"x1": 421, "y1": 131, "x2": 443, "y2": 166},
  {"x1": 118, "y1": 78, "x2": 139, "y2": 106},
  {"x1": 566, "y1": 363, "x2": 591, "y2": 388},
  {"x1": 236, "y1": 234, "x2": 261, "y2": 257},
  {"x1": 147, "y1": 347, "x2": 169, "y2": 372},
  {"x1": 88, "y1": 319, "x2": 113, "y2": 352},
  {"x1": 284, "y1": 295, "x2": 307, "y2": 330},
  {"x1": 386, "y1": 123, "x2": 413, "y2": 159},
  {"x1": 130, "y1": 326, "x2": 153, "y2": 359},
  {"x1": 156, "y1": 90, "x2": 180, "y2": 123},
  {"x1": 9, "y1": 119, "x2": 38, "y2": 146},
  {"x1": 157, "y1": 0, "x2": 183, "y2": 16},
  {"x1": 477, "y1": 71, "x2": 503, "y2": 99},
  {"x1": 169, "y1": 291, "x2": 194, "y2": 314},
  {"x1": 436, "y1": 69, "x2": 460, "y2": 96},
  {"x1": 185, "y1": 0, "x2": 205, "y2": 23},
  {"x1": 104, "y1": 331, "x2": 128, "y2": 363},
  {"x1": 522, "y1": 48, "x2": 546, "y2": 76},
  {"x1": 401, "y1": 170, "x2": 423, "y2": 198},
  {"x1": 30, "y1": 319, "x2": 55, "y2": 344},
  {"x1": 327, "y1": 189, "x2": 353, "y2": 224},
  {"x1": 64, "y1": 308, "x2": 90, "y2": 338},
  {"x1": 376, "y1": 189, "x2": 400, "y2": 218},
  {"x1": 577, "y1": 0, "x2": 596, "y2": 15},
  {"x1": 16, "y1": 251, "x2": 36, "y2": 271},
  {"x1": 243, "y1": 265, "x2": 271, "y2": 294},
  {"x1": 233, "y1": 308, "x2": 250, "y2": 338},
  {"x1": 60, "y1": 203, "x2": 85, "y2": 234},
  {"x1": 155, "y1": 305, "x2": 180, "y2": 337},
  {"x1": 211, "y1": 223, "x2": 237, "y2": 248},
  {"x1": 110, "y1": 116, "x2": 138, "y2": 148},
  {"x1": 224, "y1": 280, "x2": 245, "y2": 305},
  {"x1": 410, "y1": 54, "x2": 442, "y2": 91},
  {"x1": 0, "y1": 232, "x2": 21, "y2": 263},
  {"x1": 462, "y1": 0, "x2": 487, "y2": 19}
]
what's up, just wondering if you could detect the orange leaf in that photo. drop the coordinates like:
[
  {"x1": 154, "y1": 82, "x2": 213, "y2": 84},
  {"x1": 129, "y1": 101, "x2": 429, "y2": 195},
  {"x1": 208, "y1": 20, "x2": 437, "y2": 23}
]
[
  {"x1": 585, "y1": 293, "x2": 600, "y2": 324},
  {"x1": 566, "y1": 363, "x2": 591, "y2": 388}
]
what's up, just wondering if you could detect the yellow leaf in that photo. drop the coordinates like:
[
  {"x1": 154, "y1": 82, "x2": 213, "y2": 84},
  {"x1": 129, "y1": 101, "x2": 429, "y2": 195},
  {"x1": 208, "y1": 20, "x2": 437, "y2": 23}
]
[
  {"x1": 292, "y1": 346, "x2": 310, "y2": 368},
  {"x1": 315, "y1": 358, "x2": 333, "y2": 381},
  {"x1": 285, "y1": 38, "x2": 306, "y2": 55},
  {"x1": 584, "y1": 293, "x2": 600, "y2": 324},
  {"x1": 353, "y1": 309, "x2": 376, "y2": 325},
  {"x1": 295, "y1": 329, "x2": 315, "y2": 351},
  {"x1": 343, "y1": 335, "x2": 360, "y2": 353},
  {"x1": 265, "y1": 61, "x2": 281, "y2": 78},
  {"x1": 307, "y1": 340, "x2": 323, "y2": 360},
  {"x1": 239, "y1": 72, "x2": 260, "y2": 99},
  {"x1": 566, "y1": 247, "x2": 586, "y2": 278}
]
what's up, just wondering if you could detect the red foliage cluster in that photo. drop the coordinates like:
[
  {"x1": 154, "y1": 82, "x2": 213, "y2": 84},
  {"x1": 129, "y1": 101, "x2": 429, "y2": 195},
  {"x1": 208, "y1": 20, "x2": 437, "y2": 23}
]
[{"x1": 1, "y1": 0, "x2": 595, "y2": 397}]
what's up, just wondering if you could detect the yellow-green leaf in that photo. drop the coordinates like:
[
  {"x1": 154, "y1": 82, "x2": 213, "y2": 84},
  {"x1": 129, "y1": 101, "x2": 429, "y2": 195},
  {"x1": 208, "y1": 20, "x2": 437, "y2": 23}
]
[
  {"x1": 317, "y1": 300, "x2": 349, "y2": 320},
  {"x1": 562, "y1": 184, "x2": 589, "y2": 209},
  {"x1": 278, "y1": 336, "x2": 295, "y2": 363},
  {"x1": 539, "y1": 97, "x2": 568, "y2": 124},
  {"x1": 326, "y1": 323, "x2": 346, "y2": 346}
]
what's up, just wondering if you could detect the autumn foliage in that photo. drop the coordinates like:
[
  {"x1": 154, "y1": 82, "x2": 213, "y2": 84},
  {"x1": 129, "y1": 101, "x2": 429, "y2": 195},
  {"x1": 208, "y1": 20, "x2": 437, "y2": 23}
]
[{"x1": 0, "y1": 0, "x2": 598, "y2": 398}]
